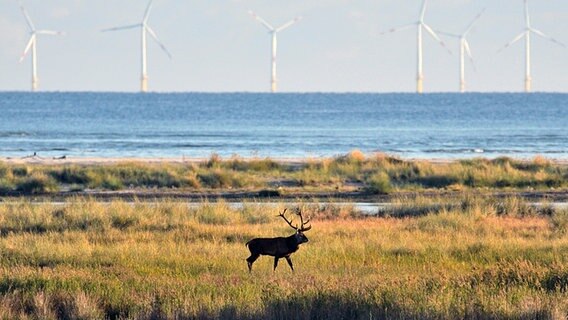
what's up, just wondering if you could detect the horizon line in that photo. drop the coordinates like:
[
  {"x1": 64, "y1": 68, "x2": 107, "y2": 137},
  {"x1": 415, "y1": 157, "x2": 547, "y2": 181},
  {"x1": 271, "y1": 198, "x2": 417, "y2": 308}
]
[{"x1": 1, "y1": 90, "x2": 568, "y2": 95}]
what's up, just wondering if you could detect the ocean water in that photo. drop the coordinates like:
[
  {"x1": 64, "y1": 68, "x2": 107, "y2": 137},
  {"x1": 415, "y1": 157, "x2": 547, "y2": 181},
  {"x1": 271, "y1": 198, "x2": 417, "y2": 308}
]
[{"x1": 0, "y1": 92, "x2": 566, "y2": 159}]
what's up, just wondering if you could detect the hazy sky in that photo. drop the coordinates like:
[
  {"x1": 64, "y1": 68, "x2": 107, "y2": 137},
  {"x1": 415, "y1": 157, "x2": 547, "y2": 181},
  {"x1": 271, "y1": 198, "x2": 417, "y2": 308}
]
[{"x1": 0, "y1": 0, "x2": 567, "y2": 92}]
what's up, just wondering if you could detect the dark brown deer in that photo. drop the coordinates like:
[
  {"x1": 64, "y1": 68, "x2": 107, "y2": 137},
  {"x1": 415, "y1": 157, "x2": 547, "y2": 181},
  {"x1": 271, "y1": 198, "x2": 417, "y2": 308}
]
[{"x1": 245, "y1": 209, "x2": 312, "y2": 272}]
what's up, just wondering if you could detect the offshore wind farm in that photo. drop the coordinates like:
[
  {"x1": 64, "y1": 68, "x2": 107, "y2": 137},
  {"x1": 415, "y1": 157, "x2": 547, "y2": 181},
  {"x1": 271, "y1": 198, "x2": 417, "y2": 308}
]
[{"x1": 1, "y1": 0, "x2": 566, "y2": 93}]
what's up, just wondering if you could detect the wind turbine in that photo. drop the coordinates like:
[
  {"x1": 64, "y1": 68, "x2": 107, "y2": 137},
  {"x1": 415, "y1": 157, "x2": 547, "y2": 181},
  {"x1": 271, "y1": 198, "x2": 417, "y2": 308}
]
[
  {"x1": 18, "y1": 3, "x2": 64, "y2": 92},
  {"x1": 438, "y1": 9, "x2": 485, "y2": 93},
  {"x1": 249, "y1": 11, "x2": 302, "y2": 93},
  {"x1": 499, "y1": 0, "x2": 565, "y2": 92},
  {"x1": 102, "y1": 0, "x2": 172, "y2": 93},
  {"x1": 381, "y1": 0, "x2": 451, "y2": 94}
]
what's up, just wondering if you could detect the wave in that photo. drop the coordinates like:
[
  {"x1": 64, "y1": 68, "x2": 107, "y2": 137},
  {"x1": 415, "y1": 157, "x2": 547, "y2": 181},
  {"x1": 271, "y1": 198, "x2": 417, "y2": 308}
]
[
  {"x1": 421, "y1": 148, "x2": 568, "y2": 154},
  {"x1": 0, "y1": 131, "x2": 31, "y2": 138},
  {"x1": 40, "y1": 148, "x2": 71, "y2": 152},
  {"x1": 422, "y1": 148, "x2": 484, "y2": 154}
]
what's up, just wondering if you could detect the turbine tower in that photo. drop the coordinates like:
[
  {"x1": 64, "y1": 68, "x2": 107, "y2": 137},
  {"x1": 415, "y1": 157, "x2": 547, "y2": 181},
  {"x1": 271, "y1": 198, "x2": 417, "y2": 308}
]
[
  {"x1": 18, "y1": 4, "x2": 64, "y2": 92},
  {"x1": 438, "y1": 9, "x2": 485, "y2": 93},
  {"x1": 249, "y1": 11, "x2": 302, "y2": 93},
  {"x1": 102, "y1": 0, "x2": 171, "y2": 93},
  {"x1": 381, "y1": 0, "x2": 451, "y2": 94},
  {"x1": 499, "y1": 0, "x2": 565, "y2": 92}
]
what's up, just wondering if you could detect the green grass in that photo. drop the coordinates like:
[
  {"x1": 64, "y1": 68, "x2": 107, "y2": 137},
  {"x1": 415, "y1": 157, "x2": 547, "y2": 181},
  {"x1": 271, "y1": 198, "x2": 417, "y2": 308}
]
[
  {"x1": 0, "y1": 197, "x2": 567, "y2": 318},
  {"x1": 1, "y1": 152, "x2": 567, "y2": 195}
]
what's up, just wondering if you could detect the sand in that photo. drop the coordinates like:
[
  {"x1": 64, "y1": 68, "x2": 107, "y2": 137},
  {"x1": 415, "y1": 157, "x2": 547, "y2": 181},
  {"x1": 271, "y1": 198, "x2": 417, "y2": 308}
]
[
  {"x1": 0, "y1": 155, "x2": 314, "y2": 166},
  {"x1": 1, "y1": 154, "x2": 567, "y2": 166}
]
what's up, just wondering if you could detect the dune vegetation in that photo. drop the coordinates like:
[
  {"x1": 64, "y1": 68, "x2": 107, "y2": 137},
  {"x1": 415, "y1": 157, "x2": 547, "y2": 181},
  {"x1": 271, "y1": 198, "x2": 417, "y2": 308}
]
[
  {"x1": 0, "y1": 152, "x2": 566, "y2": 195},
  {"x1": 0, "y1": 196, "x2": 567, "y2": 318}
]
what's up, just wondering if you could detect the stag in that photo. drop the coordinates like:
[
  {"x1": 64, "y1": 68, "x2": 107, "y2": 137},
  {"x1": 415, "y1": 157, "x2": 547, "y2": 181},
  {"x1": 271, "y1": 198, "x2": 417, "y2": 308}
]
[{"x1": 245, "y1": 208, "x2": 312, "y2": 272}]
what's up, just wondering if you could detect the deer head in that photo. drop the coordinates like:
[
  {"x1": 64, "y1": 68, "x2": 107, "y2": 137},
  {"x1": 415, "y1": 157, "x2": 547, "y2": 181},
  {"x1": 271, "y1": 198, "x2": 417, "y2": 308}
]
[{"x1": 278, "y1": 208, "x2": 312, "y2": 243}]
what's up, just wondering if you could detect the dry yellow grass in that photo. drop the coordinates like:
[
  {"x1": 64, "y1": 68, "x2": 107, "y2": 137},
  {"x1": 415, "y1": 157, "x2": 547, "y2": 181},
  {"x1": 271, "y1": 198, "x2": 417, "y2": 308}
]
[{"x1": 0, "y1": 198, "x2": 566, "y2": 318}]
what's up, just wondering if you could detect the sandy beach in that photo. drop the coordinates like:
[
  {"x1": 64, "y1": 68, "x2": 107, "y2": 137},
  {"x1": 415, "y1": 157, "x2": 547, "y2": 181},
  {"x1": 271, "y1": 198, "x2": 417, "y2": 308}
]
[{"x1": 3, "y1": 154, "x2": 568, "y2": 166}]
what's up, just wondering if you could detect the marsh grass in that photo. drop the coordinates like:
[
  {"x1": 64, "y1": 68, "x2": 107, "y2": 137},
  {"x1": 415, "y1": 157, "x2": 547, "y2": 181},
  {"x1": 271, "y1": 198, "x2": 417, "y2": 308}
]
[
  {"x1": 1, "y1": 153, "x2": 566, "y2": 195},
  {"x1": 0, "y1": 197, "x2": 566, "y2": 318}
]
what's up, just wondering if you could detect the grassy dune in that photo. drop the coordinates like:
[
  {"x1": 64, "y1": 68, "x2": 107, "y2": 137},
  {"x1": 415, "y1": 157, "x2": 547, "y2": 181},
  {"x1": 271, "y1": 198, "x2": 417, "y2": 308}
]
[
  {"x1": 1, "y1": 152, "x2": 567, "y2": 195},
  {"x1": 0, "y1": 197, "x2": 567, "y2": 318}
]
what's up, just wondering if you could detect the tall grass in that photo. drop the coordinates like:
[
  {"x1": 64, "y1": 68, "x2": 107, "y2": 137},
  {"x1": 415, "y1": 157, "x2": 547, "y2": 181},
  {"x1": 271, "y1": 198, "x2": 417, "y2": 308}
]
[
  {"x1": 377, "y1": 193, "x2": 557, "y2": 218},
  {"x1": 0, "y1": 197, "x2": 567, "y2": 318},
  {"x1": 1, "y1": 152, "x2": 566, "y2": 195}
]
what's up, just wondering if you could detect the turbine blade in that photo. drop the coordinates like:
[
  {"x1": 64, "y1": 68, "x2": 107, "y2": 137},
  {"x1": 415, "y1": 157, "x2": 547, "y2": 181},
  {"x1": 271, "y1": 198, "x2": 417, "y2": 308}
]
[
  {"x1": 248, "y1": 10, "x2": 274, "y2": 31},
  {"x1": 37, "y1": 30, "x2": 65, "y2": 36},
  {"x1": 101, "y1": 24, "x2": 141, "y2": 32},
  {"x1": 464, "y1": 39, "x2": 476, "y2": 71},
  {"x1": 19, "y1": 35, "x2": 35, "y2": 62},
  {"x1": 379, "y1": 23, "x2": 416, "y2": 35},
  {"x1": 525, "y1": 0, "x2": 531, "y2": 28},
  {"x1": 423, "y1": 23, "x2": 452, "y2": 55},
  {"x1": 422, "y1": 23, "x2": 441, "y2": 42},
  {"x1": 143, "y1": 0, "x2": 154, "y2": 24},
  {"x1": 19, "y1": 4, "x2": 35, "y2": 31},
  {"x1": 275, "y1": 17, "x2": 302, "y2": 33},
  {"x1": 530, "y1": 28, "x2": 566, "y2": 47},
  {"x1": 463, "y1": 8, "x2": 486, "y2": 36},
  {"x1": 419, "y1": 0, "x2": 428, "y2": 21},
  {"x1": 146, "y1": 26, "x2": 172, "y2": 59},
  {"x1": 497, "y1": 32, "x2": 526, "y2": 53},
  {"x1": 464, "y1": 40, "x2": 473, "y2": 60}
]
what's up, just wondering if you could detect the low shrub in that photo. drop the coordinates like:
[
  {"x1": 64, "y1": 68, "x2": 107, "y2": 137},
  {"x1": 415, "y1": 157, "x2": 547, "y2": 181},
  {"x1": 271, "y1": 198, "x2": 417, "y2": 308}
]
[
  {"x1": 0, "y1": 179, "x2": 14, "y2": 193},
  {"x1": 198, "y1": 170, "x2": 242, "y2": 189},
  {"x1": 366, "y1": 172, "x2": 392, "y2": 194},
  {"x1": 551, "y1": 208, "x2": 568, "y2": 235},
  {"x1": 15, "y1": 172, "x2": 59, "y2": 194}
]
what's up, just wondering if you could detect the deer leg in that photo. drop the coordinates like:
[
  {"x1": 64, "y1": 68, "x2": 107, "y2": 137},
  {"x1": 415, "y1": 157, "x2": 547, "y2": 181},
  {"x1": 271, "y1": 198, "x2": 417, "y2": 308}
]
[
  {"x1": 246, "y1": 254, "x2": 259, "y2": 272},
  {"x1": 273, "y1": 257, "x2": 280, "y2": 271},
  {"x1": 285, "y1": 256, "x2": 294, "y2": 271}
]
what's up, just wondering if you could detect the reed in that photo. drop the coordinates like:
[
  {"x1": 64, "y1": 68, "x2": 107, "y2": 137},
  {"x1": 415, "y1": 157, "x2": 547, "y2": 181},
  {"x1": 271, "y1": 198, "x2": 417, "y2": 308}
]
[{"x1": 0, "y1": 197, "x2": 566, "y2": 318}]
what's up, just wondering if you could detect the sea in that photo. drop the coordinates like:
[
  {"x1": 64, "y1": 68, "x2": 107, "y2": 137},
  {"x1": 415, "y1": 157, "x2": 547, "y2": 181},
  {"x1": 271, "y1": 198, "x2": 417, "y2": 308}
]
[{"x1": 0, "y1": 92, "x2": 566, "y2": 160}]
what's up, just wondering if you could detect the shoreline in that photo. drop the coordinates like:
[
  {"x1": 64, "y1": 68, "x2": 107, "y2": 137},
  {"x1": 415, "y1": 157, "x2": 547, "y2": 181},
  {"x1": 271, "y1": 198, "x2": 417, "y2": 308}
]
[{"x1": 3, "y1": 154, "x2": 568, "y2": 165}]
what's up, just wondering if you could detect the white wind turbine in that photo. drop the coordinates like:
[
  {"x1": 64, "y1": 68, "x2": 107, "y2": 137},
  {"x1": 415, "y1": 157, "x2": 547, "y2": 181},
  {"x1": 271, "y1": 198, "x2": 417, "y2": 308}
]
[
  {"x1": 438, "y1": 9, "x2": 485, "y2": 93},
  {"x1": 381, "y1": 0, "x2": 451, "y2": 93},
  {"x1": 249, "y1": 11, "x2": 302, "y2": 93},
  {"x1": 19, "y1": 4, "x2": 64, "y2": 92},
  {"x1": 499, "y1": 0, "x2": 565, "y2": 92},
  {"x1": 102, "y1": 0, "x2": 171, "y2": 93}
]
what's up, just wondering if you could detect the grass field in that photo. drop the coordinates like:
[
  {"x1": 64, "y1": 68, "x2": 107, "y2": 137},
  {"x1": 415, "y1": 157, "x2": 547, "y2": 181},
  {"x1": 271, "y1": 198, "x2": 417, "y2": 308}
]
[
  {"x1": 0, "y1": 196, "x2": 567, "y2": 319},
  {"x1": 1, "y1": 152, "x2": 567, "y2": 195}
]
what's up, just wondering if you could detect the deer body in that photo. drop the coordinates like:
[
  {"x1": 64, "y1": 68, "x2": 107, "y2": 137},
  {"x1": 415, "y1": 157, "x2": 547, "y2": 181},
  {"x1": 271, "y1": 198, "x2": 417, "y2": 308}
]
[{"x1": 245, "y1": 209, "x2": 311, "y2": 272}]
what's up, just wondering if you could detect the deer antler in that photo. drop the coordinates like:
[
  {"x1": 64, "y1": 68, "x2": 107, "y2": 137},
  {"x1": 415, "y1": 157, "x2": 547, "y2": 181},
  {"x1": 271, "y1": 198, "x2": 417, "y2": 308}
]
[
  {"x1": 296, "y1": 209, "x2": 312, "y2": 232},
  {"x1": 278, "y1": 208, "x2": 298, "y2": 230}
]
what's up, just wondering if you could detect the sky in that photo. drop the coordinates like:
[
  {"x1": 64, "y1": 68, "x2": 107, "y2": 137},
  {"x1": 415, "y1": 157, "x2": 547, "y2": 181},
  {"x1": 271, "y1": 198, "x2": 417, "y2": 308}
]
[{"x1": 0, "y1": 0, "x2": 567, "y2": 93}]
